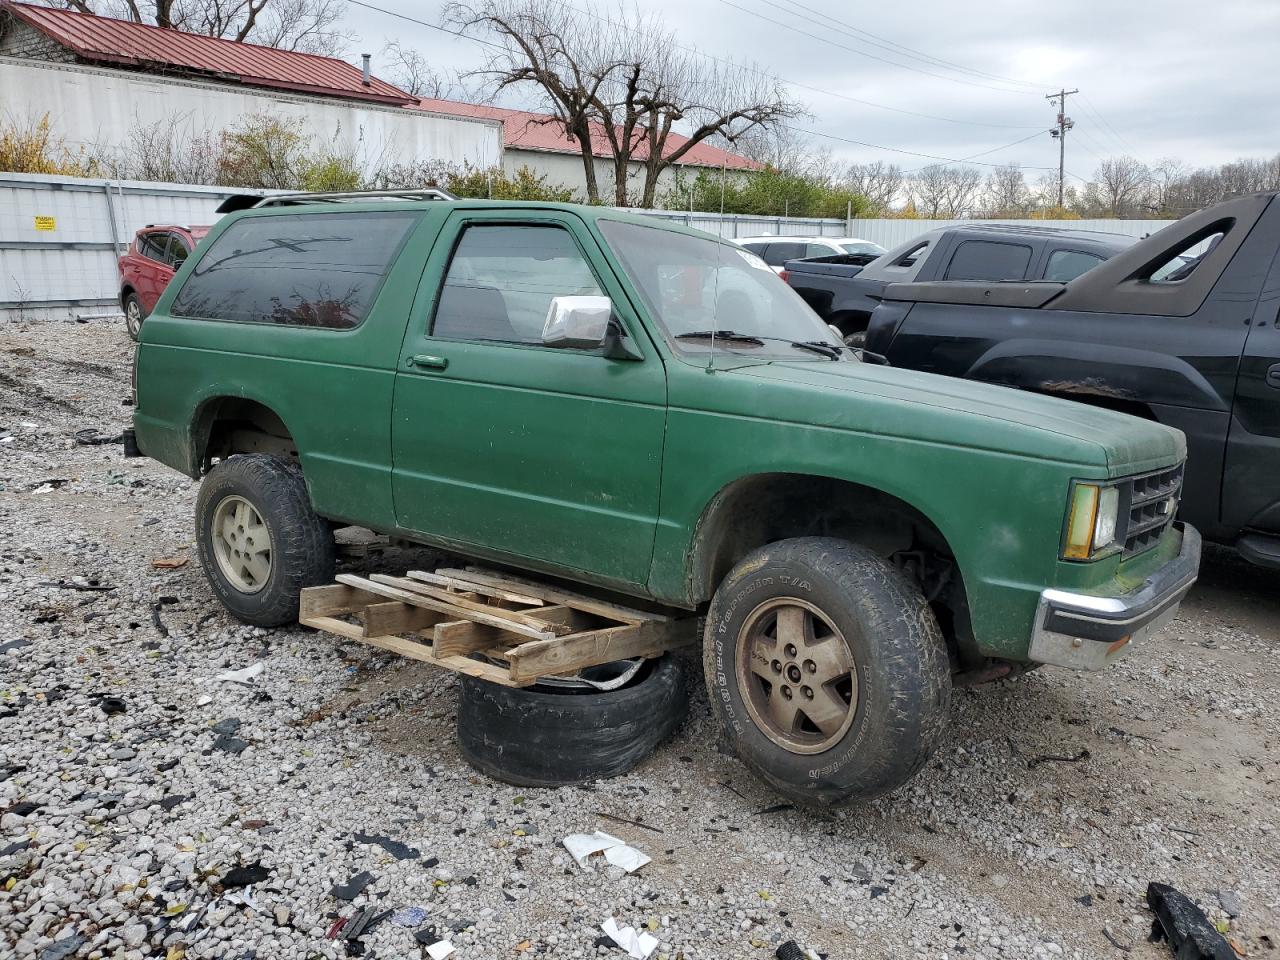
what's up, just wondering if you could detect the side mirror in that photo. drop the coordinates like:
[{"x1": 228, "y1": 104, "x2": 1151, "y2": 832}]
[{"x1": 541, "y1": 295, "x2": 612, "y2": 349}]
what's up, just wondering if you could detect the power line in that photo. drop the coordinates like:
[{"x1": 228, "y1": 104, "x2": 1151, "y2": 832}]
[
  {"x1": 344, "y1": 0, "x2": 1060, "y2": 172},
  {"x1": 786, "y1": 124, "x2": 1059, "y2": 170},
  {"x1": 768, "y1": 0, "x2": 1051, "y2": 93},
  {"x1": 559, "y1": 0, "x2": 1043, "y2": 129},
  {"x1": 714, "y1": 0, "x2": 1046, "y2": 96},
  {"x1": 1077, "y1": 93, "x2": 1141, "y2": 157}
]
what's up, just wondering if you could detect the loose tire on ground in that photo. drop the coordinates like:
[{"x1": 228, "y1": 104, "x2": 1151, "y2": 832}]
[
  {"x1": 457, "y1": 655, "x2": 689, "y2": 787},
  {"x1": 704, "y1": 537, "x2": 951, "y2": 806},
  {"x1": 123, "y1": 292, "x2": 145, "y2": 341},
  {"x1": 195, "y1": 454, "x2": 335, "y2": 627}
]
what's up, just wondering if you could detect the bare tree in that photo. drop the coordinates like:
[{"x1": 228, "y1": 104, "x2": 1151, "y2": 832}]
[
  {"x1": 447, "y1": 0, "x2": 802, "y2": 207},
  {"x1": 46, "y1": 0, "x2": 350, "y2": 55},
  {"x1": 911, "y1": 164, "x2": 982, "y2": 218},
  {"x1": 1093, "y1": 156, "x2": 1150, "y2": 217},
  {"x1": 844, "y1": 161, "x2": 903, "y2": 213},
  {"x1": 982, "y1": 163, "x2": 1031, "y2": 216},
  {"x1": 381, "y1": 40, "x2": 461, "y2": 100}
]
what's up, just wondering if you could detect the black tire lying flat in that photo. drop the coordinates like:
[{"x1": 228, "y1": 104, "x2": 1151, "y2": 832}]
[
  {"x1": 704, "y1": 537, "x2": 951, "y2": 806},
  {"x1": 457, "y1": 655, "x2": 689, "y2": 787},
  {"x1": 195, "y1": 454, "x2": 335, "y2": 628}
]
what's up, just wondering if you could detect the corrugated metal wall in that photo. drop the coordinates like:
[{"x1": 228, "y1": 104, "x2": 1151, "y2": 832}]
[
  {"x1": 844, "y1": 217, "x2": 1176, "y2": 249},
  {"x1": 0, "y1": 173, "x2": 255, "y2": 319}
]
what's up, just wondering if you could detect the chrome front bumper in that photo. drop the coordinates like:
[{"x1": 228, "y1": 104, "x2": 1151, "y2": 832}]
[{"x1": 1029, "y1": 523, "x2": 1201, "y2": 670}]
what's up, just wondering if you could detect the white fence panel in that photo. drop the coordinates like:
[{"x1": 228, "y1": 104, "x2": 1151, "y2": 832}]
[{"x1": 844, "y1": 217, "x2": 1176, "y2": 249}]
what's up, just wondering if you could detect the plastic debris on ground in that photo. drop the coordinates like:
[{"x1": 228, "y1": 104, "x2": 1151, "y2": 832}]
[
  {"x1": 212, "y1": 662, "x2": 264, "y2": 684},
  {"x1": 562, "y1": 831, "x2": 651, "y2": 873},
  {"x1": 601, "y1": 917, "x2": 659, "y2": 959},
  {"x1": 391, "y1": 905, "x2": 429, "y2": 927},
  {"x1": 425, "y1": 940, "x2": 456, "y2": 959},
  {"x1": 1146, "y1": 881, "x2": 1236, "y2": 960}
]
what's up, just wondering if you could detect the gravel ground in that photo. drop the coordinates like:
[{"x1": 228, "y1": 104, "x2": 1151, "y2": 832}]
[{"x1": 1, "y1": 320, "x2": 1277, "y2": 960}]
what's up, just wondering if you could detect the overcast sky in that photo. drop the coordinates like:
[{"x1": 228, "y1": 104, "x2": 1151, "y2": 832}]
[{"x1": 342, "y1": 0, "x2": 1279, "y2": 179}]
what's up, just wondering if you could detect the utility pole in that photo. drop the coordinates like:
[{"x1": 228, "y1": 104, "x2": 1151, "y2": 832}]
[{"x1": 1046, "y1": 88, "x2": 1078, "y2": 209}]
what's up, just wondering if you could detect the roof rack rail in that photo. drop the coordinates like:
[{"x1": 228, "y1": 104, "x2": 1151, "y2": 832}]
[{"x1": 253, "y1": 188, "x2": 459, "y2": 207}]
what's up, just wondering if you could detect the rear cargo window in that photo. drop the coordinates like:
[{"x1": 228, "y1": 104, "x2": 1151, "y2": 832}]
[
  {"x1": 944, "y1": 240, "x2": 1033, "y2": 281},
  {"x1": 1044, "y1": 249, "x2": 1103, "y2": 282},
  {"x1": 170, "y1": 211, "x2": 417, "y2": 329}
]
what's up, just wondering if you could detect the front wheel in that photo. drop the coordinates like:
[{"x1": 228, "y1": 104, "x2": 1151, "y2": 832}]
[
  {"x1": 195, "y1": 455, "x2": 335, "y2": 627},
  {"x1": 704, "y1": 537, "x2": 951, "y2": 805}
]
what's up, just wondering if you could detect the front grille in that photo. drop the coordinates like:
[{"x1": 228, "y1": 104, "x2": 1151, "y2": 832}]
[{"x1": 1122, "y1": 463, "x2": 1184, "y2": 558}]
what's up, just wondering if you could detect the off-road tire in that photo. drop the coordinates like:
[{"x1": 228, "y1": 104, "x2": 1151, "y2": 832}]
[
  {"x1": 124, "y1": 292, "x2": 145, "y2": 341},
  {"x1": 195, "y1": 454, "x2": 335, "y2": 627},
  {"x1": 457, "y1": 655, "x2": 689, "y2": 787},
  {"x1": 704, "y1": 537, "x2": 950, "y2": 806}
]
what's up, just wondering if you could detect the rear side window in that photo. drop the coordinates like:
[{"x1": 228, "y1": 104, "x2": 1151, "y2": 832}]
[
  {"x1": 803, "y1": 243, "x2": 832, "y2": 259},
  {"x1": 171, "y1": 211, "x2": 417, "y2": 329},
  {"x1": 740, "y1": 241, "x2": 768, "y2": 256},
  {"x1": 761, "y1": 242, "x2": 805, "y2": 266},
  {"x1": 1044, "y1": 249, "x2": 1104, "y2": 282},
  {"x1": 944, "y1": 240, "x2": 1033, "y2": 281},
  {"x1": 431, "y1": 224, "x2": 602, "y2": 344}
]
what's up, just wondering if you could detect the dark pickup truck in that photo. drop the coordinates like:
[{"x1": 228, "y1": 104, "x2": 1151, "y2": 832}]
[
  {"x1": 865, "y1": 191, "x2": 1280, "y2": 568},
  {"x1": 787, "y1": 224, "x2": 1134, "y2": 341}
]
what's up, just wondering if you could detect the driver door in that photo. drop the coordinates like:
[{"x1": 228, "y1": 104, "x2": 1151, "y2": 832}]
[{"x1": 390, "y1": 210, "x2": 668, "y2": 589}]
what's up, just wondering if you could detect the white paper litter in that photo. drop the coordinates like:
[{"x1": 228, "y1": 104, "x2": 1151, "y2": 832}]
[
  {"x1": 211, "y1": 663, "x2": 264, "y2": 684},
  {"x1": 562, "y1": 831, "x2": 651, "y2": 873},
  {"x1": 426, "y1": 940, "x2": 455, "y2": 960},
  {"x1": 601, "y1": 917, "x2": 658, "y2": 960}
]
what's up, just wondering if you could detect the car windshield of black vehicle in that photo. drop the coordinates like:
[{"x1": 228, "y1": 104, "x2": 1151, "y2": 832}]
[
  {"x1": 1149, "y1": 232, "x2": 1225, "y2": 283},
  {"x1": 600, "y1": 220, "x2": 845, "y2": 361}
]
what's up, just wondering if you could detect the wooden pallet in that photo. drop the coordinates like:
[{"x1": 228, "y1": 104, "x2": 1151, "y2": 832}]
[{"x1": 299, "y1": 566, "x2": 695, "y2": 686}]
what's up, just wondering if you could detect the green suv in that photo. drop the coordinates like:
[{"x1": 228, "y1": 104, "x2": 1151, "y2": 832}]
[{"x1": 127, "y1": 192, "x2": 1200, "y2": 804}]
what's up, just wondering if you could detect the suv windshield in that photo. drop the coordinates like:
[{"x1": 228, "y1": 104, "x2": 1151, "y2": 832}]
[{"x1": 599, "y1": 220, "x2": 843, "y2": 360}]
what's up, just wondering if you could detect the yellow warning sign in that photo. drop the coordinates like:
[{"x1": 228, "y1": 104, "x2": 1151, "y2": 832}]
[{"x1": 34, "y1": 216, "x2": 57, "y2": 232}]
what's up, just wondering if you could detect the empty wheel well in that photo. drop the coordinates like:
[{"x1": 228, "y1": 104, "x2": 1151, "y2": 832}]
[
  {"x1": 689, "y1": 473, "x2": 980, "y2": 668},
  {"x1": 194, "y1": 398, "x2": 297, "y2": 474}
]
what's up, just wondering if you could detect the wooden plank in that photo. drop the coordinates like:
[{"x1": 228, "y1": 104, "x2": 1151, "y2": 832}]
[
  {"x1": 299, "y1": 583, "x2": 381, "y2": 620},
  {"x1": 439, "y1": 567, "x2": 670, "y2": 624},
  {"x1": 303, "y1": 613, "x2": 529, "y2": 686},
  {"x1": 361, "y1": 602, "x2": 444, "y2": 639},
  {"x1": 407, "y1": 569, "x2": 544, "y2": 607},
  {"x1": 369, "y1": 574, "x2": 570, "y2": 635},
  {"x1": 336, "y1": 574, "x2": 558, "y2": 642},
  {"x1": 432, "y1": 619, "x2": 505, "y2": 659},
  {"x1": 504, "y1": 618, "x2": 696, "y2": 683}
]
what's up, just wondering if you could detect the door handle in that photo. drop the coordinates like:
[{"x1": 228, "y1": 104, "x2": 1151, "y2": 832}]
[
  {"x1": 408, "y1": 354, "x2": 448, "y2": 371},
  {"x1": 1267, "y1": 364, "x2": 1280, "y2": 389}
]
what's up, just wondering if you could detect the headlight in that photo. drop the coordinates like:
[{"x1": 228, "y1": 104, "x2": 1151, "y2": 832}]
[{"x1": 1063, "y1": 482, "x2": 1121, "y2": 560}]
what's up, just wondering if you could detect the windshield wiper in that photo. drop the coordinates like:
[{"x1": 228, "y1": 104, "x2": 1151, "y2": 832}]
[
  {"x1": 675, "y1": 329, "x2": 765, "y2": 345},
  {"x1": 675, "y1": 330, "x2": 842, "y2": 359},
  {"x1": 790, "y1": 340, "x2": 842, "y2": 360}
]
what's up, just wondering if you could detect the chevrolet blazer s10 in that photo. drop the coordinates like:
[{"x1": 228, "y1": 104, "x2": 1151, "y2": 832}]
[{"x1": 127, "y1": 193, "x2": 1199, "y2": 804}]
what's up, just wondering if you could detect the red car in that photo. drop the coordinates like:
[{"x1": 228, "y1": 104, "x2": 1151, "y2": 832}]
[{"x1": 119, "y1": 225, "x2": 208, "y2": 339}]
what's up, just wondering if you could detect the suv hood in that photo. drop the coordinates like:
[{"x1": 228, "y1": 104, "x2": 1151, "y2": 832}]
[{"x1": 721, "y1": 358, "x2": 1185, "y2": 477}]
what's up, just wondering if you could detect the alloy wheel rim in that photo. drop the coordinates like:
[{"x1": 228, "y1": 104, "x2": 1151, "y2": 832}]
[
  {"x1": 126, "y1": 301, "x2": 141, "y2": 334},
  {"x1": 211, "y1": 495, "x2": 272, "y2": 593},
  {"x1": 736, "y1": 597, "x2": 858, "y2": 755}
]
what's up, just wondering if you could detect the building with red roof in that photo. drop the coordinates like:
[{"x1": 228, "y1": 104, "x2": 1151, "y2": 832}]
[
  {"x1": 412, "y1": 97, "x2": 760, "y2": 202},
  {"x1": 0, "y1": 0, "x2": 758, "y2": 201}
]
